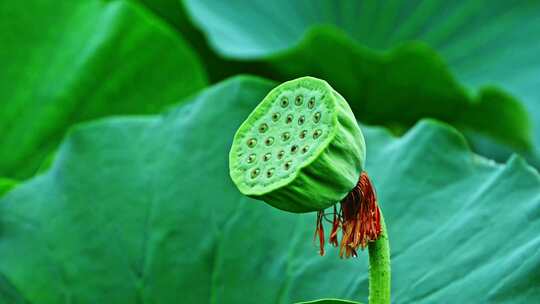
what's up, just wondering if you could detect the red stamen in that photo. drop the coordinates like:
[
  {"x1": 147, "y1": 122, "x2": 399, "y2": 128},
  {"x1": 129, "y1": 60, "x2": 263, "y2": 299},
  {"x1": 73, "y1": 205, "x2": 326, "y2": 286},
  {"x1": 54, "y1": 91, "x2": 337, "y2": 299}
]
[
  {"x1": 329, "y1": 204, "x2": 340, "y2": 247},
  {"x1": 313, "y1": 171, "x2": 382, "y2": 258},
  {"x1": 314, "y1": 210, "x2": 325, "y2": 256}
]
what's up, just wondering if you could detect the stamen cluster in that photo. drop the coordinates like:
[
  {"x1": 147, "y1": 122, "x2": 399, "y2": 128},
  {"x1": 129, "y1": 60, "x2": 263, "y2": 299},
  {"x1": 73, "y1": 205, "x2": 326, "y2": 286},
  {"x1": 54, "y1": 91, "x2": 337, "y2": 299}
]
[{"x1": 315, "y1": 172, "x2": 382, "y2": 258}]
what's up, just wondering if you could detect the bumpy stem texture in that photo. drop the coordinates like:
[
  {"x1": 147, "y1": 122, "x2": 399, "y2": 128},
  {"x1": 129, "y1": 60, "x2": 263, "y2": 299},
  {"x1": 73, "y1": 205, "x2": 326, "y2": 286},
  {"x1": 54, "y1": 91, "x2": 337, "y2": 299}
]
[{"x1": 368, "y1": 213, "x2": 391, "y2": 304}]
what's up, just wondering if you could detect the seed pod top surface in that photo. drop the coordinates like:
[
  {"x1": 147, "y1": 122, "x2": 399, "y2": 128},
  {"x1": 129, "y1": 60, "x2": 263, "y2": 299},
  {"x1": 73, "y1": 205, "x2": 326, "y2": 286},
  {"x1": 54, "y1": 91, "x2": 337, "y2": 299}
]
[{"x1": 229, "y1": 77, "x2": 365, "y2": 213}]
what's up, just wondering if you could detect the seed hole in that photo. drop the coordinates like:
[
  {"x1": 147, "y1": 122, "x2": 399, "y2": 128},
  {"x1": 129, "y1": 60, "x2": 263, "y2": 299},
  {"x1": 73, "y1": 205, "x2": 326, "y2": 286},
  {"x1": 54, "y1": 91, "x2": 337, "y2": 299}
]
[
  {"x1": 313, "y1": 129, "x2": 322, "y2": 139},
  {"x1": 291, "y1": 145, "x2": 298, "y2": 154},
  {"x1": 298, "y1": 115, "x2": 305, "y2": 125},
  {"x1": 280, "y1": 97, "x2": 289, "y2": 108},
  {"x1": 247, "y1": 154, "x2": 256, "y2": 163},
  {"x1": 301, "y1": 146, "x2": 309, "y2": 154},
  {"x1": 284, "y1": 161, "x2": 292, "y2": 170},
  {"x1": 251, "y1": 168, "x2": 260, "y2": 178},
  {"x1": 272, "y1": 113, "x2": 281, "y2": 122},
  {"x1": 295, "y1": 95, "x2": 303, "y2": 106},
  {"x1": 266, "y1": 168, "x2": 274, "y2": 178},
  {"x1": 308, "y1": 97, "x2": 315, "y2": 109},
  {"x1": 247, "y1": 138, "x2": 257, "y2": 148},
  {"x1": 259, "y1": 123, "x2": 268, "y2": 133},
  {"x1": 286, "y1": 114, "x2": 293, "y2": 124},
  {"x1": 277, "y1": 150, "x2": 285, "y2": 159},
  {"x1": 299, "y1": 130, "x2": 307, "y2": 139},
  {"x1": 265, "y1": 137, "x2": 274, "y2": 146},
  {"x1": 263, "y1": 153, "x2": 272, "y2": 161},
  {"x1": 281, "y1": 132, "x2": 291, "y2": 141},
  {"x1": 313, "y1": 112, "x2": 321, "y2": 123}
]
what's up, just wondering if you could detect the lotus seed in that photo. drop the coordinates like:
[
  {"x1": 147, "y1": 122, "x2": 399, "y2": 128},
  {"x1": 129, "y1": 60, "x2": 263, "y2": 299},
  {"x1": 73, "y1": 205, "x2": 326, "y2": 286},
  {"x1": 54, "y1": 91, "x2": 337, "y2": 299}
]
[
  {"x1": 265, "y1": 137, "x2": 274, "y2": 146},
  {"x1": 281, "y1": 132, "x2": 291, "y2": 141},
  {"x1": 298, "y1": 115, "x2": 305, "y2": 125},
  {"x1": 277, "y1": 150, "x2": 285, "y2": 159},
  {"x1": 314, "y1": 112, "x2": 321, "y2": 123},
  {"x1": 247, "y1": 138, "x2": 257, "y2": 148},
  {"x1": 272, "y1": 113, "x2": 280, "y2": 121},
  {"x1": 308, "y1": 97, "x2": 315, "y2": 109},
  {"x1": 259, "y1": 123, "x2": 268, "y2": 133},
  {"x1": 313, "y1": 129, "x2": 322, "y2": 139},
  {"x1": 263, "y1": 153, "x2": 272, "y2": 161},
  {"x1": 286, "y1": 114, "x2": 293, "y2": 124},
  {"x1": 299, "y1": 130, "x2": 307, "y2": 139},
  {"x1": 284, "y1": 161, "x2": 292, "y2": 170},
  {"x1": 301, "y1": 146, "x2": 309, "y2": 154},
  {"x1": 266, "y1": 168, "x2": 274, "y2": 178},
  {"x1": 280, "y1": 97, "x2": 289, "y2": 108},
  {"x1": 251, "y1": 168, "x2": 260, "y2": 178},
  {"x1": 291, "y1": 145, "x2": 298, "y2": 154},
  {"x1": 295, "y1": 95, "x2": 303, "y2": 105},
  {"x1": 247, "y1": 154, "x2": 256, "y2": 163}
]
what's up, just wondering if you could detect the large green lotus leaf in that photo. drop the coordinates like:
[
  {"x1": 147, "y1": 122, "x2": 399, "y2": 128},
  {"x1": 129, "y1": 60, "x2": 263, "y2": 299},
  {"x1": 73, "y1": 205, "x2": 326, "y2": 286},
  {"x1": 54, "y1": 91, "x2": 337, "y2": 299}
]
[
  {"x1": 0, "y1": 0, "x2": 207, "y2": 179},
  {"x1": 134, "y1": 0, "x2": 259, "y2": 83},
  {"x1": 1, "y1": 77, "x2": 539, "y2": 303},
  {"x1": 183, "y1": 0, "x2": 540, "y2": 164}
]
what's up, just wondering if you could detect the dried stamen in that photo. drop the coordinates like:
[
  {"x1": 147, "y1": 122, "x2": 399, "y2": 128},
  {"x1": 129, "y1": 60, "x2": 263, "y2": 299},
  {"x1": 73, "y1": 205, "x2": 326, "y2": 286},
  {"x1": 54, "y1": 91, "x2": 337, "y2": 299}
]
[
  {"x1": 314, "y1": 210, "x2": 325, "y2": 256},
  {"x1": 313, "y1": 171, "x2": 382, "y2": 258},
  {"x1": 329, "y1": 204, "x2": 340, "y2": 247}
]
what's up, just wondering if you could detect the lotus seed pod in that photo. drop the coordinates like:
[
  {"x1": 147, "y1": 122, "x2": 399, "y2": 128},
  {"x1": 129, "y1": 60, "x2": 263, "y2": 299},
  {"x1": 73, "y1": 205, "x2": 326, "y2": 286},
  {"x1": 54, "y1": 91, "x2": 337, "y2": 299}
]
[{"x1": 229, "y1": 76, "x2": 366, "y2": 213}]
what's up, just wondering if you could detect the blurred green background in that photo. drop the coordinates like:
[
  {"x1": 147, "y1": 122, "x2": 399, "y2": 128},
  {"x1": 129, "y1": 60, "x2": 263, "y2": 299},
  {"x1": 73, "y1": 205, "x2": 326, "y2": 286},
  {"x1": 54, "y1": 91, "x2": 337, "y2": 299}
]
[{"x1": 0, "y1": 1, "x2": 539, "y2": 303}]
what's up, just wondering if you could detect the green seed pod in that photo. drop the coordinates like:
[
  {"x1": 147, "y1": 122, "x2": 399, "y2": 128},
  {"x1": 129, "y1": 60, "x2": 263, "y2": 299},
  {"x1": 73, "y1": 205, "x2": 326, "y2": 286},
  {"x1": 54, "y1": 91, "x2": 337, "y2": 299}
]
[{"x1": 229, "y1": 77, "x2": 366, "y2": 213}]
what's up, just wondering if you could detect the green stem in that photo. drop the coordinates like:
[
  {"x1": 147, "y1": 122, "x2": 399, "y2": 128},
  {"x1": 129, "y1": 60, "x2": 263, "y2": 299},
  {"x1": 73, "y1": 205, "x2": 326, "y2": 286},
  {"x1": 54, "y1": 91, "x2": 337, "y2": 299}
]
[{"x1": 368, "y1": 212, "x2": 391, "y2": 304}]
